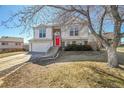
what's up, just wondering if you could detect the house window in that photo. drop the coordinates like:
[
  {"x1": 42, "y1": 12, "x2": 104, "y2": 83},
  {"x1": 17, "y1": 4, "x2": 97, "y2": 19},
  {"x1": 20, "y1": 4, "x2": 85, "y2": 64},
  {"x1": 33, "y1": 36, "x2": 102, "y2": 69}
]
[
  {"x1": 2, "y1": 42, "x2": 8, "y2": 45},
  {"x1": 75, "y1": 27, "x2": 79, "y2": 36},
  {"x1": 70, "y1": 28, "x2": 74, "y2": 36},
  {"x1": 70, "y1": 26, "x2": 79, "y2": 36},
  {"x1": 39, "y1": 27, "x2": 46, "y2": 38}
]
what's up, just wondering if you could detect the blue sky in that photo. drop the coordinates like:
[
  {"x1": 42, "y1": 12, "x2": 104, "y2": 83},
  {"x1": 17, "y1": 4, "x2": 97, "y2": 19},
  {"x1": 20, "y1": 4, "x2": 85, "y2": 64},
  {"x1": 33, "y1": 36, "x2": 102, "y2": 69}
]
[
  {"x1": 0, "y1": 5, "x2": 33, "y2": 43},
  {"x1": 0, "y1": 5, "x2": 124, "y2": 43}
]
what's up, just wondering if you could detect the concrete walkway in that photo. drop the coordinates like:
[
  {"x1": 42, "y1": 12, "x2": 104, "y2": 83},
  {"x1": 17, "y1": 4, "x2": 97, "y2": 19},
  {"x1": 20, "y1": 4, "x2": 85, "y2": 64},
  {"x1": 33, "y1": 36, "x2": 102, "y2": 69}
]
[
  {"x1": 29, "y1": 47, "x2": 60, "y2": 60},
  {"x1": 0, "y1": 53, "x2": 31, "y2": 72},
  {"x1": 0, "y1": 47, "x2": 60, "y2": 76}
]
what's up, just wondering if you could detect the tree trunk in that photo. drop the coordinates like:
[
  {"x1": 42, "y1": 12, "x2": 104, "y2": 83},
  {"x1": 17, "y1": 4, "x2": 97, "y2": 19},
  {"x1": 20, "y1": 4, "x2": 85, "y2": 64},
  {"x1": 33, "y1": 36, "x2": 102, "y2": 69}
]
[{"x1": 107, "y1": 47, "x2": 119, "y2": 67}]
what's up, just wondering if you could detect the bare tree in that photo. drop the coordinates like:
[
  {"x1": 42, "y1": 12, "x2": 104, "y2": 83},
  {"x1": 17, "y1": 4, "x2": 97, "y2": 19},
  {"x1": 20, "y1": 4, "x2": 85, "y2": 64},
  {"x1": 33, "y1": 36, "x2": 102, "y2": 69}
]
[{"x1": 1, "y1": 5, "x2": 124, "y2": 67}]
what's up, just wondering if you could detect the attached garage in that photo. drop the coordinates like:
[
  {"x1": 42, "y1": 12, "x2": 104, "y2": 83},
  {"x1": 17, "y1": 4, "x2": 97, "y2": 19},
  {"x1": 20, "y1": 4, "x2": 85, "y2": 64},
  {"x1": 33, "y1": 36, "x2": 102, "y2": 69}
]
[{"x1": 29, "y1": 39, "x2": 53, "y2": 52}]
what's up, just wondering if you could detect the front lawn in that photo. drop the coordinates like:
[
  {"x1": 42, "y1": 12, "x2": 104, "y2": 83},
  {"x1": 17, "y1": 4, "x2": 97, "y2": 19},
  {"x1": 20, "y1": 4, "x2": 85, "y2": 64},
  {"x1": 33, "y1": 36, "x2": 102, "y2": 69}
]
[
  {"x1": 0, "y1": 47, "x2": 124, "y2": 88},
  {"x1": 1, "y1": 62, "x2": 124, "y2": 88}
]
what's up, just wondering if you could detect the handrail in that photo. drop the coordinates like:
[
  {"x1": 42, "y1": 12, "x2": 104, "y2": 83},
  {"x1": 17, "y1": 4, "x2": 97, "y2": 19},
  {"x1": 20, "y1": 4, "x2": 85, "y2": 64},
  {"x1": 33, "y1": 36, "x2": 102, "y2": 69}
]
[{"x1": 39, "y1": 47, "x2": 61, "y2": 62}]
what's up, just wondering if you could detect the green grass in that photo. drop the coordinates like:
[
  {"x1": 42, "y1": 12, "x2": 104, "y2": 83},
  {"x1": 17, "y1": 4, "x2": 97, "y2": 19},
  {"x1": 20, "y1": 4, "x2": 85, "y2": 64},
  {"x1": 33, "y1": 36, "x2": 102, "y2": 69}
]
[{"x1": 0, "y1": 52, "x2": 26, "y2": 58}]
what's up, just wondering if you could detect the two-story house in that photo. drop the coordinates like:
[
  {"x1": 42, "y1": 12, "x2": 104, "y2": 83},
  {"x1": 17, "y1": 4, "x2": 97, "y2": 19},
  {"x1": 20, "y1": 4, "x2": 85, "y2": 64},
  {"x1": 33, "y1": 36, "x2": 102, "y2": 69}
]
[{"x1": 29, "y1": 21, "x2": 98, "y2": 52}]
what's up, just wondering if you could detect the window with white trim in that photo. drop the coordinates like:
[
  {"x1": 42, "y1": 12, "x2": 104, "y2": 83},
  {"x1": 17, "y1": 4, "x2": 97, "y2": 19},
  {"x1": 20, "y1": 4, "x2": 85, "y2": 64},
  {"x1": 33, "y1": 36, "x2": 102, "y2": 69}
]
[
  {"x1": 39, "y1": 27, "x2": 46, "y2": 38},
  {"x1": 70, "y1": 26, "x2": 79, "y2": 36}
]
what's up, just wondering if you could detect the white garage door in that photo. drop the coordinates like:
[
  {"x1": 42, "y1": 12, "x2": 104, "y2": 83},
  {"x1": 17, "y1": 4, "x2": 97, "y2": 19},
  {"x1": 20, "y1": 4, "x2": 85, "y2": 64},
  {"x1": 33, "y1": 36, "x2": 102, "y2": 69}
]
[{"x1": 32, "y1": 42, "x2": 50, "y2": 52}]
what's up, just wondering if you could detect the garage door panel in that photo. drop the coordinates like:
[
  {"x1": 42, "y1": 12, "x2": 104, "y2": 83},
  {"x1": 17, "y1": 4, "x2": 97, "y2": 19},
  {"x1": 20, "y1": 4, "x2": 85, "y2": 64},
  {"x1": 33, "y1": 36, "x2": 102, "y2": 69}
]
[{"x1": 32, "y1": 43, "x2": 50, "y2": 52}]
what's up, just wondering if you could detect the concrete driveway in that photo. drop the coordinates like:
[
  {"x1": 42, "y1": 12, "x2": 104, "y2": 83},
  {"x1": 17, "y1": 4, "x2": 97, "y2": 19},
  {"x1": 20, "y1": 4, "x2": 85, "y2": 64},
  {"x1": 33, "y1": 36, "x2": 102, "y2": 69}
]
[{"x1": 0, "y1": 52, "x2": 31, "y2": 72}]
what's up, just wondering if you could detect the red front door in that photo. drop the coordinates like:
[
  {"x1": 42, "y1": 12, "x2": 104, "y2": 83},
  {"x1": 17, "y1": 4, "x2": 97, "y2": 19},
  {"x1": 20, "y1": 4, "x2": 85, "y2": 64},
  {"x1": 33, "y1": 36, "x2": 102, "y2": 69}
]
[{"x1": 55, "y1": 36, "x2": 61, "y2": 46}]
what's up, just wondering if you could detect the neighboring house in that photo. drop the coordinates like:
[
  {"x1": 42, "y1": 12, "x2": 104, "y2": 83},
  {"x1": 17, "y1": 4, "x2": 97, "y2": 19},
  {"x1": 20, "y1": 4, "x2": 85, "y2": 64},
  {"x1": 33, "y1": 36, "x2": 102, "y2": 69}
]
[
  {"x1": 29, "y1": 20, "x2": 98, "y2": 52},
  {"x1": 103, "y1": 32, "x2": 122, "y2": 45},
  {"x1": 0, "y1": 36, "x2": 24, "y2": 52},
  {"x1": 24, "y1": 43, "x2": 29, "y2": 51}
]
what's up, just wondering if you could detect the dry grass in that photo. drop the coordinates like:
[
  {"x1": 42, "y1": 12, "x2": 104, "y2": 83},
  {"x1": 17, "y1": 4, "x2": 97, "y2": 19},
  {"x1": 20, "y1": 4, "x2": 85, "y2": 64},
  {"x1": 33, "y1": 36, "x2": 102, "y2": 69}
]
[
  {"x1": 117, "y1": 47, "x2": 124, "y2": 52},
  {"x1": 0, "y1": 47, "x2": 124, "y2": 88},
  {"x1": 0, "y1": 52, "x2": 26, "y2": 58},
  {"x1": 1, "y1": 62, "x2": 124, "y2": 88}
]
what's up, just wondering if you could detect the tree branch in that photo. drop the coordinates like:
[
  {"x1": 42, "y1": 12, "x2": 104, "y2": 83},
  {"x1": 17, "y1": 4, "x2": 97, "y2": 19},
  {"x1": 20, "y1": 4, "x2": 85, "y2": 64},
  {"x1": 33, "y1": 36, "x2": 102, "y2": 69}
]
[
  {"x1": 121, "y1": 19, "x2": 124, "y2": 23},
  {"x1": 71, "y1": 6, "x2": 88, "y2": 16},
  {"x1": 111, "y1": 5, "x2": 122, "y2": 48},
  {"x1": 48, "y1": 5, "x2": 75, "y2": 12},
  {"x1": 99, "y1": 7, "x2": 107, "y2": 36},
  {"x1": 111, "y1": 5, "x2": 121, "y2": 21},
  {"x1": 86, "y1": 6, "x2": 110, "y2": 48}
]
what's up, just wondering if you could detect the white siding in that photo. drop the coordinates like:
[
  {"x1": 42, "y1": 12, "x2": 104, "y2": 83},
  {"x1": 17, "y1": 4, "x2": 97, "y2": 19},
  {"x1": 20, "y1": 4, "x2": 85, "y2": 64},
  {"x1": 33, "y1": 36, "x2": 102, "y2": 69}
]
[
  {"x1": 30, "y1": 26, "x2": 53, "y2": 52},
  {"x1": 30, "y1": 23, "x2": 94, "y2": 52},
  {"x1": 29, "y1": 41, "x2": 52, "y2": 52},
  {"x1": 34, "y1": 29, "x2": 39, "y2": 39},
  {"x1": 61, "y1": 25, "x2": 90, "y2": 40},
  {"x1": 34, "y1": 27, "x2": 52, "y2": 40},
  {"x1": 0, "y1": 37, "x2": 24, "y2": 50},
  {"x1": 0, "y1": 42, "x2": 23, "y2": 49},
  {"x1": 79, "y1": 26, "x2": 89, "y2": 38},
  {"x1": 46, "y1": 27, "x2": 53, "y2": 39}
]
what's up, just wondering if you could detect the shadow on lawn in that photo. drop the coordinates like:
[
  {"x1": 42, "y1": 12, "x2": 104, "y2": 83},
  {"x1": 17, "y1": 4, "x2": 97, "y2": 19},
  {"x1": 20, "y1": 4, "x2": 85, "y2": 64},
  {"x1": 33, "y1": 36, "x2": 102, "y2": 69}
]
[
  {"x1": 117, "y1": 51, "x2": 124, "y2": 65},
  {"x1": 88, "y1": 65, "x2": 124, "y2": 88},
  {"x1": 27, "y1": 52, "x2": 57, "y2": 66},
  {"x1": 28, "y1": 51, "x2": 124, "y2": 67}
]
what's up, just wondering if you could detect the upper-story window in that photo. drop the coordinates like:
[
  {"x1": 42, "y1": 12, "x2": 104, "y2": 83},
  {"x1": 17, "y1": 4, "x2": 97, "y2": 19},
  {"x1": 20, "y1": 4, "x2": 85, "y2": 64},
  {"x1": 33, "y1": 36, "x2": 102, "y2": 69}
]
[
  {"x1": 70, "y1": 26, "x2": 79, "y2": 36},
  {"x1": 70, "y1": 28, "x2": 74, "y2": 36},
  {"x1": 39, "y1": 27, "x2": 46, "y2": 38}
]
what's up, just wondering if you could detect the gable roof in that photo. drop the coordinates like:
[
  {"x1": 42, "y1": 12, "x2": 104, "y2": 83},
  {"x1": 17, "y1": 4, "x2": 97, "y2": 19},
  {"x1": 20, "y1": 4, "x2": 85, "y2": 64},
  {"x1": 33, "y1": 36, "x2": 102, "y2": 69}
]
[
  {"x1": 0, "y1": 36, "x2": 23, "y2": 42},
  {"x1": 32, "y1": 23, "x2": 59, "y2": 28},
  {"x1": 32, "y1": 16, "x2": 88, "y2": 28}
]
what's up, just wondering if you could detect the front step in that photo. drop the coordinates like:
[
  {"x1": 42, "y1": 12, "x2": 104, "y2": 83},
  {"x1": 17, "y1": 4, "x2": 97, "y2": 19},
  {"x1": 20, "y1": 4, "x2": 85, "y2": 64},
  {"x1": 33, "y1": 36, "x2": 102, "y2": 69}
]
[{"x1": 30, "y1": 47, "x2": 61, "y2": 63}]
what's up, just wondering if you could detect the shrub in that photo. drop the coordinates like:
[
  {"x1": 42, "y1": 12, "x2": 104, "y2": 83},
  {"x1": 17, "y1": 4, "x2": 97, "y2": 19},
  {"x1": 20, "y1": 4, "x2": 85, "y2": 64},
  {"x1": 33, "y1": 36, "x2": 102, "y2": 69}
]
[
  {"x1": 82, "y1": 45, "x2": 93, "y2": 51},
  {"x1": 0, "y1": 48, "x2": 25, "y2": 53},
  {"x1": 64, "y1": 44, "x2": 93, "y2": 51}
]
